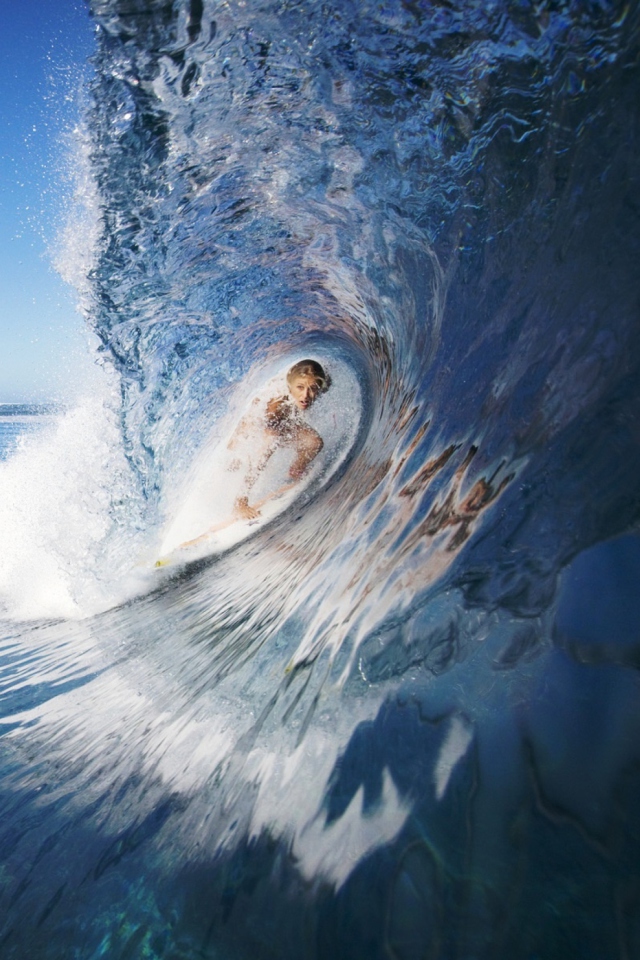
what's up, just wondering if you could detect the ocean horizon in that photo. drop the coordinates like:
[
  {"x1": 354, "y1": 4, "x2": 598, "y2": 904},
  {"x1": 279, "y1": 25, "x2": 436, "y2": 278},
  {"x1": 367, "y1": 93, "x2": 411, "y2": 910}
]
[{"x1": 0, "y1": 403, "x2": 60, "y2": 460}]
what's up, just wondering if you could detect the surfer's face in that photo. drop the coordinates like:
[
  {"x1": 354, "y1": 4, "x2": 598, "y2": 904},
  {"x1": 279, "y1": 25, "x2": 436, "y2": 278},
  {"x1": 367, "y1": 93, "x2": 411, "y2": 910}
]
[{"x1": 288, "y1": 375, "x2": 320, "y2": 411}]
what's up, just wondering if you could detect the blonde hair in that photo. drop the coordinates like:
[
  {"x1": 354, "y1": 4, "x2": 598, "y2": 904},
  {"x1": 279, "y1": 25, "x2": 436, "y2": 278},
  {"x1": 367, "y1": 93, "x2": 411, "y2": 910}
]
[{"x1": 286, "y1": 359, "x2": 331, "y2": 393}]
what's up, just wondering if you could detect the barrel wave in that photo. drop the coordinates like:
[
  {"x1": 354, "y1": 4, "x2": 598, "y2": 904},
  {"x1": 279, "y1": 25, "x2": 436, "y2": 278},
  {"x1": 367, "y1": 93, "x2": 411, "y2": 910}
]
[{"x1": 0, "y1": 0, "x2": 639, "y2": 957}]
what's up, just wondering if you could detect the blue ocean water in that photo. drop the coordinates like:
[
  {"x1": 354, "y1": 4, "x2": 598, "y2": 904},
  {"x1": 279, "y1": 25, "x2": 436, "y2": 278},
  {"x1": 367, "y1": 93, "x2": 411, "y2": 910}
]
[
  {"x1": 0, "y1": 1, "x2": 639, "y2": 958},
  {"x1": 0, "y1": 404, "x2": 55, "y2": 460}
]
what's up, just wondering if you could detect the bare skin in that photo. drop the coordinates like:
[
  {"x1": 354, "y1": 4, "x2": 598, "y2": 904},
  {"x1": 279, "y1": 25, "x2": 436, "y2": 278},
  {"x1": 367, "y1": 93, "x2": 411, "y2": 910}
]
[
  {"x1": 232, "y1": 372, "x2": 325, "y2": 521},
  {"x1": 155, "y1": 364, "x2": 329, "y2": 563}
]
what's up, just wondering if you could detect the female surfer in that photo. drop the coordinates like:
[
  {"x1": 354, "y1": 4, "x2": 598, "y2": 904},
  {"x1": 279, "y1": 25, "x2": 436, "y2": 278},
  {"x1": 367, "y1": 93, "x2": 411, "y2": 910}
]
[
  {"x1": 157, "y1": 360, "x2": 331, "y2": 563},
  {"x1": 229, "y1": 358, "x2": 331, "y2": 521}
]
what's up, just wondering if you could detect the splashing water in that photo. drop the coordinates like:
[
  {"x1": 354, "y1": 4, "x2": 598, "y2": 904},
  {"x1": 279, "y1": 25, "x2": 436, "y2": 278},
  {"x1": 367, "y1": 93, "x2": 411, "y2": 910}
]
[{"x1": 0, "y1": 0, "x2": 639, "y2": 957}]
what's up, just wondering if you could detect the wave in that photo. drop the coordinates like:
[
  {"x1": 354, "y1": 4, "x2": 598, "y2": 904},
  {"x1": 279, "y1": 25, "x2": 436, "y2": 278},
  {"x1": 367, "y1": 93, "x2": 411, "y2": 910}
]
[{"x1": 0, "y1": 0, "x2": 639, "y2": 957}]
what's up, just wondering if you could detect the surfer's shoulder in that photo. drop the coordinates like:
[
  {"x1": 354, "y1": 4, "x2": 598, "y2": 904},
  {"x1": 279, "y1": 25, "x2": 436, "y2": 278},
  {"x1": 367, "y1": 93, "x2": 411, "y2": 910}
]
[{"x1": 265, "y1": 394, "x2": 299, "y2": 433}]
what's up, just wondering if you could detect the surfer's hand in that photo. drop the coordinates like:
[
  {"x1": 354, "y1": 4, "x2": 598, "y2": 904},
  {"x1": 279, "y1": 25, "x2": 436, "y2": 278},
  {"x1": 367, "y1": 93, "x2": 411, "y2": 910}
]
[{"x1": 234, "y1": 496, "x2": 261, "y2": 520}]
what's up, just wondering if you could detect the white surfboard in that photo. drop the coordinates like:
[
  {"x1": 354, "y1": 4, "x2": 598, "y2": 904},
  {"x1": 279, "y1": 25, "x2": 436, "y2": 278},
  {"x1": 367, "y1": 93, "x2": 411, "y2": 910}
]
[{"x1": 154, "y1": 356, "x2": 361, "y2": 570}]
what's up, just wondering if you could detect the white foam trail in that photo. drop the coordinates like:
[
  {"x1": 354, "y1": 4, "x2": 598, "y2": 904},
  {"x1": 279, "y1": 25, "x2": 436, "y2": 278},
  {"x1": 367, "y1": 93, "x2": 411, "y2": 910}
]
[{"x1": 0, "y1": 374, "x2": 147, "y2": 621}]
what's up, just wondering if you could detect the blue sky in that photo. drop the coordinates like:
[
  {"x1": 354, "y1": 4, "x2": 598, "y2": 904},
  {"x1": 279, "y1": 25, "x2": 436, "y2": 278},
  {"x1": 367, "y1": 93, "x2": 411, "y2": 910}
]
[{"x1": 0, "y1": 0, "x2": 95, "y2": 402}]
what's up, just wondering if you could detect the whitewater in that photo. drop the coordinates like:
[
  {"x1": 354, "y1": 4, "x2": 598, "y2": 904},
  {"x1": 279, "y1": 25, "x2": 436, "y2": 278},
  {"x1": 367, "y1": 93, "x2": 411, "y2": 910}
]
[{"x1": 0, "y1": 0, "x2": 639, "y2": 957}]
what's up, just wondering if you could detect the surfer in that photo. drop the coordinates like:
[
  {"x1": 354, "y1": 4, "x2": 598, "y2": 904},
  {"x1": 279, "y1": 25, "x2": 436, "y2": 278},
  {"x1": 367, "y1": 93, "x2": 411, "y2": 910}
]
[
  {"x1": 229, "y1": 359, "x2": 331, "y2": 521},
  {"x1": 159, "y1": 359, "x2": 331, "y2": 562}
]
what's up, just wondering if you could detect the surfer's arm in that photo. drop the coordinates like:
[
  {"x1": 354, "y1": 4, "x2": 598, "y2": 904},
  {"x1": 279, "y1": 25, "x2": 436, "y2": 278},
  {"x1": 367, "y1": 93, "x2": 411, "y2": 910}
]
[
  {"x1": 232, "y1": 433, "x2": 279, "y2": 519},
  {"x1": 289, "y1": 426, "x2": 323, "y2": 480},
  {"x1": 227, "y1": 416, "x2": 251, "y2": 451},
  {"x1": 231, "y1": 398, "x2": 323, "y2": 518},
  {"x1": 227, "y1": 396, "x2": 266, "y2": 451},
  {"x1": 235, "y1": 479, "x2": 299, "y2": 521},
  {"x1": 231, "y1": 396, "x2": 290, "y2": 518}
]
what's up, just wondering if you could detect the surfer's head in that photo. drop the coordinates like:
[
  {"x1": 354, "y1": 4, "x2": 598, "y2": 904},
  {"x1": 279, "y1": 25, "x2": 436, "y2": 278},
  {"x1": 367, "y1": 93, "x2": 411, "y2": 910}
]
[{"x1": 286, "y1": 359, "x2": 330, "y2": 411}]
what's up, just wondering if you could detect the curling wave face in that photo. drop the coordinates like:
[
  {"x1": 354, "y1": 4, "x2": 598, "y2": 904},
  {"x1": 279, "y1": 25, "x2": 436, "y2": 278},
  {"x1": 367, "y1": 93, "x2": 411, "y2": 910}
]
[{"x1": 0, "y1": 0, "x2": 639, "y2": 957}]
